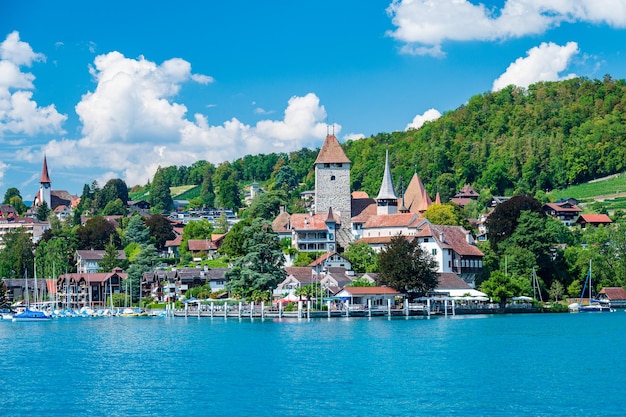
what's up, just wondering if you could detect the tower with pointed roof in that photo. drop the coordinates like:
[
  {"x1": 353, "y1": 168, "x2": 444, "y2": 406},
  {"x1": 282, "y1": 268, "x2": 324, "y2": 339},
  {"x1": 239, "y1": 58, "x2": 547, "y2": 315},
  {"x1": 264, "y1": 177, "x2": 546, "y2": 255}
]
[
  {"x1": 376, "y1": 148, "x2": 398, "y2": 215},
  {"x1": 39, "y1": 155, "x2": 52, "y2": 209},
  {"x1": 314, "y1": 134, "x2": 352, "y2": 248}
]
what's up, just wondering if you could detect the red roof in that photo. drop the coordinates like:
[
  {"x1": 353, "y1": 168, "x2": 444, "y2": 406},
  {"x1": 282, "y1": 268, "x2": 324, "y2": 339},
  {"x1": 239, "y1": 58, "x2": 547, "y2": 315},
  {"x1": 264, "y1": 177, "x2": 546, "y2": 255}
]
[
  {"x1": 341, "y1": 286, "x2": 402, "y2": 296},
  {"x1": 40, "y1": 155, "x2": 51, "y2": 183},
  {"x1": 599, "y1": 287, "x2": 626, "y2": 300},
  {"x1": 577, "y1": 214, "x2": 612, "y2": 224},
  {"x1": 363, "y1": 212, "x2": 422, "y2": 228},
  {"x1": 314, "y1": 134, "x2": 351, "y2": 164},
  {"x1": 290, "y1": 212, "x2": 335, "y2": 230}
]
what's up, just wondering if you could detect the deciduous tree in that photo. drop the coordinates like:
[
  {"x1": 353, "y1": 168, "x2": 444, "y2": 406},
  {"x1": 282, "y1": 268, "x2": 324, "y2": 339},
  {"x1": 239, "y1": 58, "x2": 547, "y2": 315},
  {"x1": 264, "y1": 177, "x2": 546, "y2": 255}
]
[{"x1": 378, "y1": 235, "x2": 438, "y2": 301}]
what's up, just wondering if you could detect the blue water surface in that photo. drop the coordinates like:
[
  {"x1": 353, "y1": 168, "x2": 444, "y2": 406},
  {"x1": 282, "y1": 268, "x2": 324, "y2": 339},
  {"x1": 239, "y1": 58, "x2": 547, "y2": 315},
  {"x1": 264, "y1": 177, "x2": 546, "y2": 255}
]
[{"x1": 1, "y1": 312, "x2": 625, "y2": 417}]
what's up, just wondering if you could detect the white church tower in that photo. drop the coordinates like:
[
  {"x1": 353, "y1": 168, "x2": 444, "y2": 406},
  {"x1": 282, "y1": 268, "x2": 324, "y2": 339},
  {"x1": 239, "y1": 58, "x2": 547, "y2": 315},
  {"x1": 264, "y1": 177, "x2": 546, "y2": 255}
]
[{"x1": 314, "y1": 134, "x2": 352, "y2": 248}]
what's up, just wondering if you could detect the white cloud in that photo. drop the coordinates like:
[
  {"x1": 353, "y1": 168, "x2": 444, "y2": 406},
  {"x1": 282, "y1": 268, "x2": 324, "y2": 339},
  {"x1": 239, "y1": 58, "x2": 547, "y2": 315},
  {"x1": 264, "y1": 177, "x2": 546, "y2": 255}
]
[
  {"x1": 0, "y1": 160, "x2": 8, "y2": 187},
  {"x1": 0, "y1": 32, "x2": 67, "y2": 137},
  {"x1": 344, "y1": 133, "x2": 366, "y2": 141},
  {"x1": 48, "y1": 52, "x2": 337, "y2": 187},
  {"x1": 492, "y1": 42, "x2": 579, "y2": 91},
  {"x1": 406, "y1": 108, "x2": 442, "y2": 130},
  {"x1": 386, "y1": 0, "x2": 626, "y2": 55}
]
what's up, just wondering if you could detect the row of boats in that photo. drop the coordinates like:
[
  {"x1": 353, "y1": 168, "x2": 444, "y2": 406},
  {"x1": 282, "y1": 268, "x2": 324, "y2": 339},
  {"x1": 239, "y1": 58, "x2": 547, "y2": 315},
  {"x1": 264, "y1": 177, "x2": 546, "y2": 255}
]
[{"x1": 1, "y1": 306, "x2": 164, "y2": 321}]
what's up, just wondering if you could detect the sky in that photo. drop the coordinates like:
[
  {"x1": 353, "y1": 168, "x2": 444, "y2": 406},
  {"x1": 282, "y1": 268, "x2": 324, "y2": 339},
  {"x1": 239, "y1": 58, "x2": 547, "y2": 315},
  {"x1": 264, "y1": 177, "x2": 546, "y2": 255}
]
[{"x1": 3, "y1": 0, "x2": 626, "y2": 201}]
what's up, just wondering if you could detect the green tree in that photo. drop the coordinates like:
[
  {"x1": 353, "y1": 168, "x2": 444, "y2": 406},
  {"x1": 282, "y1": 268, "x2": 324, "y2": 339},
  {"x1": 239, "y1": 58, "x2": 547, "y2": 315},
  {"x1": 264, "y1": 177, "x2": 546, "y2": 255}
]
[
  {"x1": 348, "y1": 276, "x2": 375, "y2": 287},
  {"x1": 99, "y1": 239, "x2": 124, "y2": 272},
  {"x1": 548, "y1": 280, "x2": 565, "y2": 302},
  {"x1": 150, "y1": 166, "x2": 173, "y2": 211},
  {"x1": 274, "y1": 164, "x2": 298, "y2": 191},
  {"x1": 225, "y1": 218, "x2": 285, "y2": 298},
  {"x1": 200, "y1": 164, "x2": 216, "y2": 208},
  {"x1": 378, "y1": 235, "x2": 438, "y2": 301},
  {"x1": 100, "y1": 178, "x2": 129, "y2": 207},
  {"x1": 213, "y1": 212, "x2": 230, "y2": 234},
  {"x1": 77, "y1": 216, "x2": 120, "y2": 250},
  {"x1": 145, "y1": 214, "x2": 174, "y2": 250},
  {"x1": 218, "y1": 218, "x2": 250, "y2": 258},
  {"x1": 246, "y1": 189, "x2": 288, "y2": 221},
  {"x1": 126, "y1": 244, "x2": 158, "y2": 303},
  {"x1": 480, "y1": 271, "x2": 521, "y2": 308},
  {"x1": 3, "y1": 187, "x2": 21, "y2": 204},
  {"x1": 344, "y1": 241, "x2": 379, "y2": 273},
  {"x1": 125, "y1": 214, "x2": 151, "y2": 246},
  {"x1": 36, "y1": 201, "x2": 51, "y2": 221},
  {"x1": 421, "y1": 204, "x2": 459, "y2": 225},
  {"x1": 485, "y1": 195, "x2": 543, "y2": 251},
  {"x1": 102, "y1": 198, "x2": 127, "y2": 216},
  {"x1": 8, "y1": 195, "x2": 27, "y2": 215},
  {"x1": 0, "y1": 227, "x2": 34, "y2": 279}
]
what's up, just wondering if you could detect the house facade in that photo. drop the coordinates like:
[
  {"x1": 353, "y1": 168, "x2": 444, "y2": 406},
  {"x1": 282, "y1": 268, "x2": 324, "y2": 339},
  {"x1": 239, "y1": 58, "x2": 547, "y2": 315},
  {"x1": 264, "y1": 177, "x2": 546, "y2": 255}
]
[{"x1": 76, "y1": 249, "x2": 127, "y2": 273}]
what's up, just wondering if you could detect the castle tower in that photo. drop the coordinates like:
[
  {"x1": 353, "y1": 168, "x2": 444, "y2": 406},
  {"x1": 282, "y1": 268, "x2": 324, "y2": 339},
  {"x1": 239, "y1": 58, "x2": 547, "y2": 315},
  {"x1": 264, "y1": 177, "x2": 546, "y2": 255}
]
[
  {"x1": 314, "y1": 134, "x2": 352, "y2": 248},
  {"x1": 39, "y1": 155, "x2": 52, "y2": 208},
  {"x1": 375, "y1": 148, "x2": 398, "y2": 215}
]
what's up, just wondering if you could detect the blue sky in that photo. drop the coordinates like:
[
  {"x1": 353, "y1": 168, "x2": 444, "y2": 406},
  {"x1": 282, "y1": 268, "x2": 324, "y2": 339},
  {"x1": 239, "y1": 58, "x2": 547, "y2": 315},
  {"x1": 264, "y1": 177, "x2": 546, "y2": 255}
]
[{"x1": 3, "y1": 0, "x2": 626, "y2": 200}]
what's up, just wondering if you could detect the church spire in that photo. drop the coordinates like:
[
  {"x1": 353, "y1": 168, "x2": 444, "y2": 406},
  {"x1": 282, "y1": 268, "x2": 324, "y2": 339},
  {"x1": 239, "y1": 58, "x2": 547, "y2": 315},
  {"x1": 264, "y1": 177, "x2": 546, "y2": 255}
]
[
  {"x1": 376, "y1": 148, "x2": 397, "y2": 201},
  {"x1": 376, "y1": 148, "x2": 398, "y2": 215},
  {"x1": 40, "y1": 155, "x2": 51, "y2": 184}
]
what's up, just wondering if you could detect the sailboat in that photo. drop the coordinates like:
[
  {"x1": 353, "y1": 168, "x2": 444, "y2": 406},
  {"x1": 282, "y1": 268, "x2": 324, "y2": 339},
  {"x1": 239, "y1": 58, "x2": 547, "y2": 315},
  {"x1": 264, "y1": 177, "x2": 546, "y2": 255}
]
[
  {"x1": 12, "y1": 268, "x2": 52, "y2": 322},
  {"x1": 569, "y1": 260, "x2": 612, "y2": 312}
]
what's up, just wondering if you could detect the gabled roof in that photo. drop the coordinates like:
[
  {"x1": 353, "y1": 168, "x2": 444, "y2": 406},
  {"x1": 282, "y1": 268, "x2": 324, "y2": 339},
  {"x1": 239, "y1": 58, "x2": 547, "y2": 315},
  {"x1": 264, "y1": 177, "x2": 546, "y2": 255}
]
[
  {"x1": 314, "y1": 134, "x2": 351, "y2": 165},
  {"x1": 454, "y1": 184, "x2": 478, "y2": 199},
  {"x1": 544, "y1": 202, "x2": 582, "y2": 213},
  {"x1": 272, "y1": 211, "x2": 291, "y2": 233},
  {"x1": 436, "y1": 272, "x2": 471, "y2": 290},
  {"x1": 418, "y1": 224, "x2": 483, "y2": 257},
  {"x1": 598, "y1": 287, "x2": 626, "y2": 300},
  {"x1": 187, "y1": 239, "x2": 217, "y2": 251},
  {"x1": 290, "y1": 212, "x2": 336, "y2": 231},
  {"x1": 76, "y1": 249, "x2": 126, "y2": 261},
  {"x1": 285, "y1": 267, "x2": 316, "y2": 284},
  {"x1": 576, "y1": 213, "x2": 612, "y2": 224}
]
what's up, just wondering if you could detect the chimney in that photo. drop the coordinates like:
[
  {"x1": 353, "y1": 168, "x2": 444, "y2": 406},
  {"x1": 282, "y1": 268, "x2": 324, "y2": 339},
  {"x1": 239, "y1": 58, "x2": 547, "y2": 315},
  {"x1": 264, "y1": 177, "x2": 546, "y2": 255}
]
[
  {"x1": 439, "y1": 232, "x2": 444, "y2": 243},
  {"x1": 466, "y1": 231, "x2": 473, "y2": 244}
]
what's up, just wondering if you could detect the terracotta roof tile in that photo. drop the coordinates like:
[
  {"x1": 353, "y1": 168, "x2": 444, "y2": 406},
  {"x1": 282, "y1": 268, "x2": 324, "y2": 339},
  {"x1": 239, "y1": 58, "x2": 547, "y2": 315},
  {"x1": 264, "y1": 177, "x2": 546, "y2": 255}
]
[{"x1": 314, "y1": 135, "x2": 351, "y2": 164}]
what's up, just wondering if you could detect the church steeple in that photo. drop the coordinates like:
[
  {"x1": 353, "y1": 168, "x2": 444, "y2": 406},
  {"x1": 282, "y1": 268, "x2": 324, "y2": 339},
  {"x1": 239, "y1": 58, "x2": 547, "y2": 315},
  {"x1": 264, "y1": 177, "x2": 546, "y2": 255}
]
[
  {"x1": 376, "y1": 148, "x2": 398, "y2": 215},
  {"x1": 40, "y1": 155, "x2": 51, "y2": 184},
  {"x1": 38, "y1": 155, "x2": 52, "y2": 208}
]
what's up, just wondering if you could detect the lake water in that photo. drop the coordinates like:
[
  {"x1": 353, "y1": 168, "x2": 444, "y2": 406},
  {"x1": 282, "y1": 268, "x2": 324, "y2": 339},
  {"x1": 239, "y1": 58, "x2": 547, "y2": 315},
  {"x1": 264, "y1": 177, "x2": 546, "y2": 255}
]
[{"x1": 1, "y1": 312, "x2": 625, "y2": 416}]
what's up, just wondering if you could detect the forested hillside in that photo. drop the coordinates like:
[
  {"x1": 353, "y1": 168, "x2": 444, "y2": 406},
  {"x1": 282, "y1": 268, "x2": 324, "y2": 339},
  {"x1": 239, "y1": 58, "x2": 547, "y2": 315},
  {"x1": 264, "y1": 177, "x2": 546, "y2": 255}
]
[{"x1": 139, "y1": 75, "x2": 626, "y2": 210}]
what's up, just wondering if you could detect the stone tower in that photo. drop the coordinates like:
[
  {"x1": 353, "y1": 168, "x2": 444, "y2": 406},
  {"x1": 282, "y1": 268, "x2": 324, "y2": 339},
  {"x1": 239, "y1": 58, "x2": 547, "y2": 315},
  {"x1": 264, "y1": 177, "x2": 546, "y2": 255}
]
[
  {"x1": 314, "y1": 134, "x2": 352, "y2": 248},
  {"x1": 39, "y1": 155, "x2": 52, "y2": 209},
  {"x1": 375, "y1": 148, "x2": 398, "y2": 215}
]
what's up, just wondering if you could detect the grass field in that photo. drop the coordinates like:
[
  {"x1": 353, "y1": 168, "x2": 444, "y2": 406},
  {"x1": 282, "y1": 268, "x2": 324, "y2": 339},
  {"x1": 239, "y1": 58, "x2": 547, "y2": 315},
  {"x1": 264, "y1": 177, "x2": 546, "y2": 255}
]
[
  {"x1": 549, "y1": 172, "x2": 626, "y2": 213},
  {"x1": 129, "y1": 184, "x2": 200, "y2": 202}
]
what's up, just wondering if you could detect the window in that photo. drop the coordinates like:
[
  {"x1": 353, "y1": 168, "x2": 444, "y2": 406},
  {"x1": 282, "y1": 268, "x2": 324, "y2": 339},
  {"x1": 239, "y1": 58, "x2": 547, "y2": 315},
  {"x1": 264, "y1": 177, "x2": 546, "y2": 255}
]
[
  {"x1": 432, "y1": 248, "x2": 437, "y2": 255},
  {"x1": 423, "y1": 238, "x2": 429, "y2": 242},
  {"x1": 337, "y1": 163, "x2": 342, "y2": 167},
  {"x1": 330, "y1": 175, "x2": 336, "y2": 181},
  {"x1": 324, "y1": 163, "x2": 330, "y2": 168}
]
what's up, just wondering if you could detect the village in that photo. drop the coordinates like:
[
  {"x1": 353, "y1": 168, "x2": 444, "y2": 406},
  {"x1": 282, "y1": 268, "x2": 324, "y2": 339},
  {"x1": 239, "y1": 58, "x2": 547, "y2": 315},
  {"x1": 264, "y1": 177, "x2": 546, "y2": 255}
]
[{"x1": 2, "y1": 135, "x2": 626, "y2": 320}]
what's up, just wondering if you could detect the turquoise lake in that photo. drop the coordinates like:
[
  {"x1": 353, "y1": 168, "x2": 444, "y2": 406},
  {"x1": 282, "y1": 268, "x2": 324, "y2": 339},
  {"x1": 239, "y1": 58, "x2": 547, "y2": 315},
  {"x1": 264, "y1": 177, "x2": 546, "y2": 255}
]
[{"x1": 1, "y1": 312, "x2": 625, "y2": 416}]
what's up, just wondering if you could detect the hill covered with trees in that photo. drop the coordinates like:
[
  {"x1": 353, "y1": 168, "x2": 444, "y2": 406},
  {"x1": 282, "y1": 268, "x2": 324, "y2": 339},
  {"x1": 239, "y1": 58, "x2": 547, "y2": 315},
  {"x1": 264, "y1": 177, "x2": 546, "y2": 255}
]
[{"x1": 136, "y1": 75, "x2": 626, "y2": 211}]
